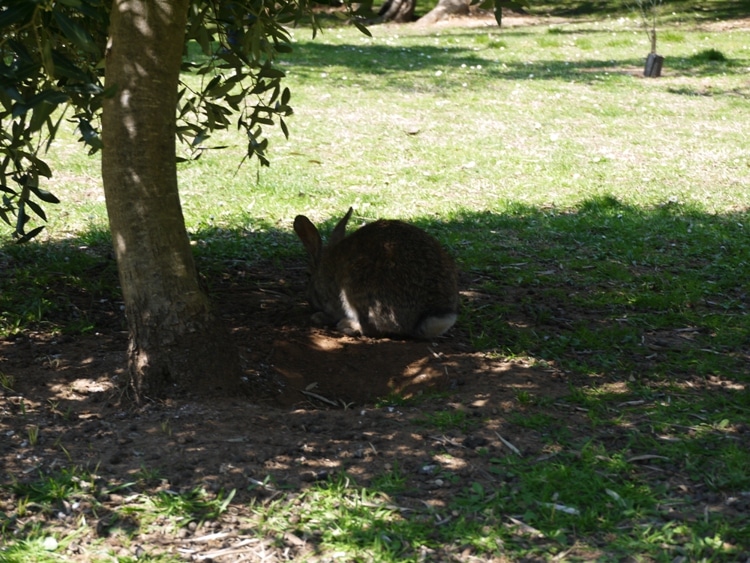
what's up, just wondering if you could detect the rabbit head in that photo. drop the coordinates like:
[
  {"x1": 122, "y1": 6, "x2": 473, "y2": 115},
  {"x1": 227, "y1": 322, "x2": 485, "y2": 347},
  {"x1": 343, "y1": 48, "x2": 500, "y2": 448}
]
[{"x1": 293, "y1": 207, "x2": 458, "y2": 339}]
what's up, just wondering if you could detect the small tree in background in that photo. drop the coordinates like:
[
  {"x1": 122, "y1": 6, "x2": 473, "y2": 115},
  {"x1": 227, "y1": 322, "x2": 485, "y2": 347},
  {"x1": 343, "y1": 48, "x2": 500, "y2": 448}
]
[{"x1": 635, "y1": 0, "x2": 664, "y2": 77}]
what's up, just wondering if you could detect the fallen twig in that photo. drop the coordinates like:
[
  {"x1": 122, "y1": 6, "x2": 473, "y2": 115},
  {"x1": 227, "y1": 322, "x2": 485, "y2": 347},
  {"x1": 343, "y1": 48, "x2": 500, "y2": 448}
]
[
  {"x1": 627, "y1": 454, "x2": 669, "y2": 463},
  {"x1": 195, "y1": 539, "x2": 258, "y2": 560},
  {"x1": 506, "y1": 516, "x2": 544, "y2": 537},
  {"x1": 495, "y1": 431, "x2": 521, "y2": 456},
  {"x1": 429, "y1": 435, "x2": 467, "y2": 449},
  {"x1": 181, "y1": 531, "x2": 234, "y2": 544},
  {"x1": 300, "y1": 389, "x2": 339, "y2": 407}
]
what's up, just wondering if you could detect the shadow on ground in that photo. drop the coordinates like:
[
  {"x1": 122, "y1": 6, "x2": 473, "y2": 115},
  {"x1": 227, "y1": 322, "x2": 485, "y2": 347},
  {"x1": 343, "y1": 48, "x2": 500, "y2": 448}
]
[{"x1": 1, "y1": 198, "x2": 748, "y2": 560}]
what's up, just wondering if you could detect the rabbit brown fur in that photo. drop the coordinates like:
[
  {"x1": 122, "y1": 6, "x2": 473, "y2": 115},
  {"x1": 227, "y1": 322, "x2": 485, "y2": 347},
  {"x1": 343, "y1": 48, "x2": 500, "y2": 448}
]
[{"x1": 293, "y1": 207, "x2": 459, "y2": 339}]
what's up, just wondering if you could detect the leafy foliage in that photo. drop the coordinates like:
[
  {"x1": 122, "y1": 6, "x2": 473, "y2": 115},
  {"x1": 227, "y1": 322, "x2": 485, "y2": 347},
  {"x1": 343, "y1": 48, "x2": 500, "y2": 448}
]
[
  {"x1": 0, "y1": 0, "x2": 107, "y2": 241},
  {"x1": 178, "y1": 0, "x2": 314, "y2": 166},
  {"x1": 0, "y1": 0, "x2": 322, "y2": 241}
]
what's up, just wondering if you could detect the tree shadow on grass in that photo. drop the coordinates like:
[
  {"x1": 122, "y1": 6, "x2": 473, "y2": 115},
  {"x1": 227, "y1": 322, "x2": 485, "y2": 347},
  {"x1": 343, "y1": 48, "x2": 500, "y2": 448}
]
[
  {"x1": 433, "y1": 198, "x2": 748, "y2": 382},
  {"x1": 1, "y1": 197, "x2": 748, "y2": 559},
  {"x1": 535, "y1": 0, "x2": 750, "y2": 21},
  {"x1": 285, "y1": 38, "x2": 750, "y2": 87},
  {"x1": 1, "y1": 196, "x2": 748, "y2": 389}
]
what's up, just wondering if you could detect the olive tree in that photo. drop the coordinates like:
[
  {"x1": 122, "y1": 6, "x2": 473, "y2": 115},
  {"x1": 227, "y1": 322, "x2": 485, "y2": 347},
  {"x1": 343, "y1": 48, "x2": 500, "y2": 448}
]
[{"x1": 0, "y1": 0, "x2": 331, "y2": 400}]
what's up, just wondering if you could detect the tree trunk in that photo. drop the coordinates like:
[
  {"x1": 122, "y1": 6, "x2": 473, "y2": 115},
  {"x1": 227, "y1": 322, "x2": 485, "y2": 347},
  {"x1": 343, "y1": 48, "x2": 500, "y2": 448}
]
[
  {"x1": 102, "y1": 0, "x2": 242, "y2": 400},
  {"x1": 644, "y1": 52, "x2": 664, "y2": 77},
  {"x1": 377, "y1": 0, "x2": 415, "y2": 23},
  {"x1": 417, "y1": 0, "x2": 470, "y2": 24}
]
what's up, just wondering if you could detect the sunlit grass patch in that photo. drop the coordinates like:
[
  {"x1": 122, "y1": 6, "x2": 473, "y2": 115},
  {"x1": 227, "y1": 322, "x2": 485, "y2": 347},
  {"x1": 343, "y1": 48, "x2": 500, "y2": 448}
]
[{"x1": 251, "y1": 475, "x2": 423, "y2": 560}]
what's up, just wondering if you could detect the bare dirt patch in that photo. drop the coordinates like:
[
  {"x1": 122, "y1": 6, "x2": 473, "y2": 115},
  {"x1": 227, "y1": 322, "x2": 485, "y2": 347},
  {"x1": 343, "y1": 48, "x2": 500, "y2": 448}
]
[
  {"x1": 701, "y1": 16, "x2": 750, "y2": 32},
  {"x1": 0, "y1": 262, "x2": 585, "y2": 560}
]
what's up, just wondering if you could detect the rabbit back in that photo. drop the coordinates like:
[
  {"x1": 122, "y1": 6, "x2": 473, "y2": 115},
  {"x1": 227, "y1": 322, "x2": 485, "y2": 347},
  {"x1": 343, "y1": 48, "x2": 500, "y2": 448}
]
[{"x1": 310, "y1": 217, "x2": 458, "y2": 338}]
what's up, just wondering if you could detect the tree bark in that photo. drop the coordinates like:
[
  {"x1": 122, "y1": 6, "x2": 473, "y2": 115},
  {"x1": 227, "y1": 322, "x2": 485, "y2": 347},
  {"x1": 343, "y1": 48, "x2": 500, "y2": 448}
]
[
  {"x1": 417, "y1": 0, "x2": 470, "y2": 25},
  {"x1": 102, "y1": 0, "x2": 242, "y2": 400},
  {"x1": 377, "y1": 0, "x2": 415, "y2": 23}
]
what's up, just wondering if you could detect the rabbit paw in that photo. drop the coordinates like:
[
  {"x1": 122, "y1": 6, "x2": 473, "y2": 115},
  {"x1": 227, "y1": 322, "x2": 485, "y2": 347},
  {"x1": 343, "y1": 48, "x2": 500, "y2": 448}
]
[{"x1": 336, "y1": 318, "x2": 363, "y2": 336}]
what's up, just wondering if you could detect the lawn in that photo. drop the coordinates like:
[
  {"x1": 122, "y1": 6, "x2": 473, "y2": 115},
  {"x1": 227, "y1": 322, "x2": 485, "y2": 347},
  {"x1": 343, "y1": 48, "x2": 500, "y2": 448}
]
[{"x1": 1, "y1": 4, "x2": 749, "y2": 562}]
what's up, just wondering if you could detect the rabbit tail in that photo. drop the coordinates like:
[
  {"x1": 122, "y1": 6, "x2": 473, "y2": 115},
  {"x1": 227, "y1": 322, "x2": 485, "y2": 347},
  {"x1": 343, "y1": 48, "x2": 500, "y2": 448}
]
[{"x1": 414, "y1": 312, "x2": 458, "y2": 339}]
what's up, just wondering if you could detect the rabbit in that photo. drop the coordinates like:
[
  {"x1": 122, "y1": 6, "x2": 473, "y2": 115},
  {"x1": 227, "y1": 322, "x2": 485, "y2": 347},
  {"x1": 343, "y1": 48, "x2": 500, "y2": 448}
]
[{"x1": 293, "y1": 207, "x2": 459, "y2": 339}]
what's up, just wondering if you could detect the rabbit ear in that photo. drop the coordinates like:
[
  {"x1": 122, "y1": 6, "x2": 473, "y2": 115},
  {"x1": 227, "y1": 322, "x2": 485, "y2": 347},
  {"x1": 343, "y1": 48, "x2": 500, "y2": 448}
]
[
  {"x1": 293, "y1": 215, "x2": 322, "y2": 263},
  {"x1": 330, "y1": 207, "x2": 354, "y2": 245}
]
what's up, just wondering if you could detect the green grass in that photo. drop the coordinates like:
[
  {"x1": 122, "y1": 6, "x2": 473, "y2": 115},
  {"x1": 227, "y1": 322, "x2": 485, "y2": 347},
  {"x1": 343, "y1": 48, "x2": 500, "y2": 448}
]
[
  {"x1": 0, "y1": 467, "x2": 236, "y2": 562},
  {"x1": 2, "y1": 7, "x2": 750, "y2": 562},
  {"x1": 417, "y1": 408, "x2": 480, "y2": 432}
]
